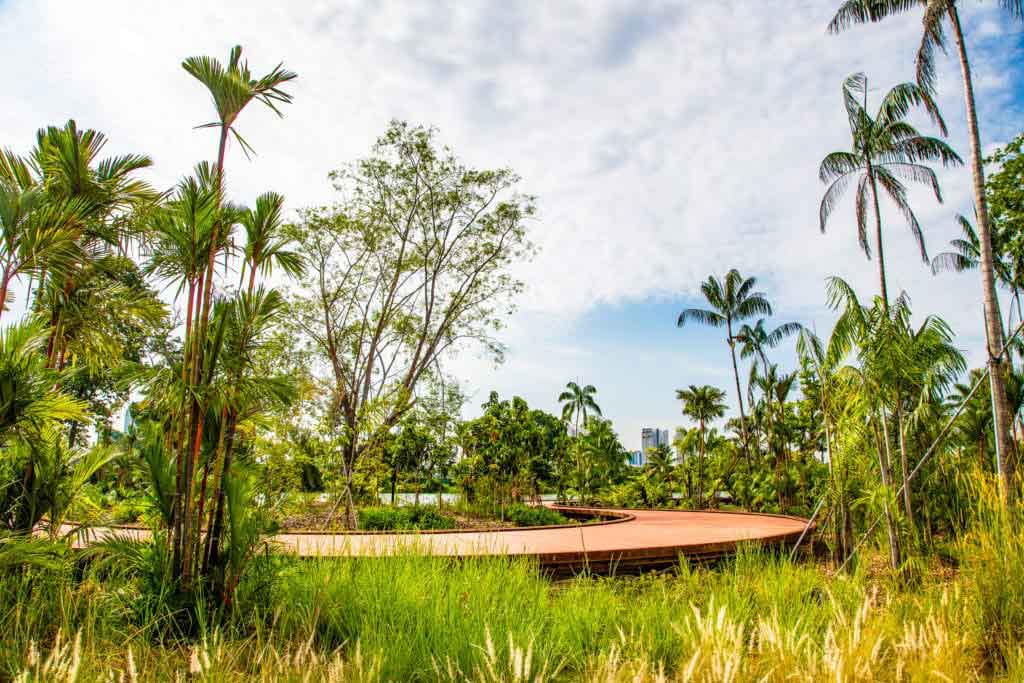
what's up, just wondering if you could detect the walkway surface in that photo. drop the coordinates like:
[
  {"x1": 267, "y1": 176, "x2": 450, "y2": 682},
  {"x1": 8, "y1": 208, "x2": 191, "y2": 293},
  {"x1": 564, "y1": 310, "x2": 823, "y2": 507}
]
[{"x1": 70, "y1": 507, "x2": 811, "y2": 575}]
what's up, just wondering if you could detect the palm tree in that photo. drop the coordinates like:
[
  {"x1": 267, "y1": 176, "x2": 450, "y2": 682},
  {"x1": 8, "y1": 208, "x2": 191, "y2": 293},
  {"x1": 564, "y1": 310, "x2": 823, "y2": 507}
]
[
  {"x1": 735, "y1": 318, "x2": 803, "y2": 371},
  {"x1": 237, "y1": 192, "x2": 304, "y2": 295},
  {"x1": 177, "y1": 47, "x2": 296, "y2": 583},
  {"x1": 558, "y1": 381, "x2": 601, "y2": 437},
  {"x1": 0, "y1": 177, "x2": 83, "y2": 321},
  {"x1": 183, "y1": 45, "x2": 297, "y2": 335},
  {"x1": 677, "y1": 269, "x2": 770, "y2": 467},
  {"x1": 676, "y1": 384, "x2": 727, "y2": 507},
  {"x1": 0, "y1": 320, "x2": 86, "y2": 445},
  {"x1": 828, "y1": 0, "x2": 1023, "y2": 503},
  {"x1": 932, "y1": 214, "x2": 1023, "y2": 333},
  {"x1": 818, "y1": 73, "x2": 962, "y2": 309}
]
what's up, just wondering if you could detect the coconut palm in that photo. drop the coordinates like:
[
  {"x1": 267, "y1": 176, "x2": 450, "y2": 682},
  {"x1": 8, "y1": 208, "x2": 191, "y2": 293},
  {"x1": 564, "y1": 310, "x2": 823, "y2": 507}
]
[
  {"x1": 558, "y1": 381, "x2": 601, "y2": 437},
  {"x1": 677, "y1": 269, "x2": 770, "y2": 467},
  {"x1": 676, "y1": 384, "x2": 727, "y2": 508},
  {"x1": 828, "y1": 0, "x2": 1024, "y2": 503},
  {"x1": 818, "y1": 73, "x2": 962, "y2": 309}
]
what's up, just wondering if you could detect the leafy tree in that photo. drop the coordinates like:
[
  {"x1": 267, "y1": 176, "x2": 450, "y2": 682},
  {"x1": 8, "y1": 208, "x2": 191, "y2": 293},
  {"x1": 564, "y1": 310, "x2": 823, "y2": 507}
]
[
  {"x1": 818, "y1": 73, "x2": 961, "y2": 308},
  {"x1": 287, "y1": 122, "x2": 535, "y2": 528},
  {"x1": 457, "y1": 393, "x2": 561, "y2": 513},
  {"x1": 578, "y1": 417, "x2": 628, "y2": 501},
  {"x1": 827, "y1": 277, "x2": 964, "y2": 568},
  {"x1": 0, "y1": 319, "x2": 116, "y2": 536}
]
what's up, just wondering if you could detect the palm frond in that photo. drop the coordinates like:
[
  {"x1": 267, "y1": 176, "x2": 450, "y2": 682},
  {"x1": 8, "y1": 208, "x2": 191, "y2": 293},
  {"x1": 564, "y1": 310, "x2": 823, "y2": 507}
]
[{"x1": 677, "y1": 307, "x2": 725, "y2": 328}]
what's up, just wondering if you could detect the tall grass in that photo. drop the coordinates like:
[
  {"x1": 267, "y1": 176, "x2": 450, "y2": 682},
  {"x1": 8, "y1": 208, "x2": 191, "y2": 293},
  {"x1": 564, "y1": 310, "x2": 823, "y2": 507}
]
[{"x1": 3, "y1": 480, "x2": 1024, "y2": 680}]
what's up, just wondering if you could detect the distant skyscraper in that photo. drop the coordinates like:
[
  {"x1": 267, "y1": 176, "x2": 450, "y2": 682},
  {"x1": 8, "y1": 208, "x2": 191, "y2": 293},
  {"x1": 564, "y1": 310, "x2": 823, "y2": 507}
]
[
  {"x1": 640, "y1": 428, "x2": 670, "y2": 462},
  {"x1": 627, "y1": 450, "x2": 644, "y2": 467}
]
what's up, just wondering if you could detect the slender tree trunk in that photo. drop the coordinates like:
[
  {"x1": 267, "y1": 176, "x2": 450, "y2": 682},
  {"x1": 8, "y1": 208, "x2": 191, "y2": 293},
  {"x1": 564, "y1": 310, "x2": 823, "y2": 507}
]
[
  {"x1": 0, "y1": 269, "x2": 10, "y2": 322},
  {"x1": 726, "y1": 320, "x2": 753, "y2": 473},
  {"x1": 204, "y1": 411, "x2": 238, "y2": 575},
  {"x1": 876, "y1": 409, "x2": 902, "y2": 570},
  {"x1": 866, "y1": 164, "x2": 889, "y2": 311},
  {"x1": 896, "y1": 402, "x2": 914, "y2": 527},
  {"x1": 697, "y1": 419, "x2": 705, "y2": 509},
  {"x1": 247, "y1": 252, "x2": 259, "y2": 296},
  {"x1": 948, "y1": 3, "x2": 1015, "y2": 504},
  {"x1": 390, "y1": 466, "x2": 398, "y2": 505}
]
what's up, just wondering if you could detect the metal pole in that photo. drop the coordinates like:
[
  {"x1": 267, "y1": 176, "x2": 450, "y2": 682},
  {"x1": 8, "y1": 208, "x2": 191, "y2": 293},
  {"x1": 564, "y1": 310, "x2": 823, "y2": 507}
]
[{"x1": 789, "y1": 495, "x2": 826, "y2": 560}]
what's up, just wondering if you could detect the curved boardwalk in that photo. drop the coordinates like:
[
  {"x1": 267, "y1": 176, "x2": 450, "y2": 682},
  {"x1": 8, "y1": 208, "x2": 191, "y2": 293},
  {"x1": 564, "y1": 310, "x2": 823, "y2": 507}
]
[{"x1": 71, "y1": 507, "x2": 810, "y2": 575}]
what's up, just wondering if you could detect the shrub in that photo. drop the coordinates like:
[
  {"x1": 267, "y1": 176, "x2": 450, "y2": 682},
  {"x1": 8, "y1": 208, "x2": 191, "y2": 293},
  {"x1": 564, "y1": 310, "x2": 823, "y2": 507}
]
[
  {"x1": 504, "y1": 504, "x2": 569, "y2": 527},
  {"x1": 357, "y1": 505, "x2": 456, "y2": 531}
]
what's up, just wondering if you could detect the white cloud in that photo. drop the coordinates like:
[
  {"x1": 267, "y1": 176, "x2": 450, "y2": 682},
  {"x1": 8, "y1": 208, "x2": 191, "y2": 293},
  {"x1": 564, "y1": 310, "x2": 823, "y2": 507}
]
[{"x1": 2, "y1": 0, "x2": 1020, "y2": 448}]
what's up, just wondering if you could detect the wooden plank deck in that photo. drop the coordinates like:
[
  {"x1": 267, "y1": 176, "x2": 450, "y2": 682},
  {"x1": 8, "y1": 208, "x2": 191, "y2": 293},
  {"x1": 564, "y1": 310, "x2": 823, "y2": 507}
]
[{"x1": 67, "y1": 506, "x2": 812, "y2": 575}]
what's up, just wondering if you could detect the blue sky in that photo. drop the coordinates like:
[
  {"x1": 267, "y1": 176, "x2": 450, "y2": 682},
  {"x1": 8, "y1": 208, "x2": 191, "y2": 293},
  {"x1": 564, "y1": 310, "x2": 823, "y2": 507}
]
[{"x1": 1, "y1": 1, "x2": 1023, "y2": 449}]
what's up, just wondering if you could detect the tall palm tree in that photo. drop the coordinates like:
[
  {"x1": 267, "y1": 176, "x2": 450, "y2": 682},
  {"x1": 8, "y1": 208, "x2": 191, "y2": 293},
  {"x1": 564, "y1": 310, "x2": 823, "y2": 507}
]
[
  {"x1": 677, "y1": 269, "x2": 770, "y2": 467},
  {"x1": 735, "y1": 318, "x2": 803, "y2": 371},
  {"x1": 676, "y1": 384, "x2": 727, "y2": 507},
  {"x1": 183, "y1": 45, "x2": 297, "y2": 327},
  {"x1": 818, "y1": 73, "x2": 962, "y2": 309},
  {"x1": 177, "y1": 47, "x2": 296, "y2": 582},
  {"x1": 558, "y1": 381, "x2": 601, "y2": 437},
  {"x1": 237, "y1": 191, "x2": 304, "y2": 295},
  {"x1": 828, "y1": 0, "x2": 1023, "y2": 502}
]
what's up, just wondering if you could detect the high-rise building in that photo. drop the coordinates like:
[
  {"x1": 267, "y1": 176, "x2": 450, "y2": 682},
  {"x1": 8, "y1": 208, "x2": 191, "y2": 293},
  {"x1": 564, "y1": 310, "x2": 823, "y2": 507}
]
[
  {"x1": 627, "y1": 450, "x2": 644, "y2": 467},
  {"x1": 640, "y1": 428, "x2": 670, "y2": 460}
]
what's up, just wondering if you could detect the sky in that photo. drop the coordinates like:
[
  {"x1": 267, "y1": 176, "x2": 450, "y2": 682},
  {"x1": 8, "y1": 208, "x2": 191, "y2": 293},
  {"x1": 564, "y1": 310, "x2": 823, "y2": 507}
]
[{"x1": 2, "y1": 1, "x2": 1023, "y2": 449}]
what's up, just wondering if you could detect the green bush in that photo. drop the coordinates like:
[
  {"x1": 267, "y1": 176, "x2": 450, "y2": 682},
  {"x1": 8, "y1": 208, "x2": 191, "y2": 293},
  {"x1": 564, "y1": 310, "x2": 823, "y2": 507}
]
[
  {"x1": 504, "y1": 503, "x2": 569, "y2": 527},
  {"x1": 357, "y1": 504, "x2": 456, "y2": 531}
]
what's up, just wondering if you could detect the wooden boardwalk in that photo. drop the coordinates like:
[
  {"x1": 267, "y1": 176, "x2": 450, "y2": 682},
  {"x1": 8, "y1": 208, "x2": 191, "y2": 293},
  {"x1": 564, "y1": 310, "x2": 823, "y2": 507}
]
[{"x1": 69, "y1": 506, "x2": 811, "y2": 575}]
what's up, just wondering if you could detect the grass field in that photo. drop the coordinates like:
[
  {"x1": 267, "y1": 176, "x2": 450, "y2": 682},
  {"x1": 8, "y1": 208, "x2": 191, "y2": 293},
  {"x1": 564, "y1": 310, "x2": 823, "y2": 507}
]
[{"x1": 4, "y1": 500, "x2": 1023, "y2": 682}]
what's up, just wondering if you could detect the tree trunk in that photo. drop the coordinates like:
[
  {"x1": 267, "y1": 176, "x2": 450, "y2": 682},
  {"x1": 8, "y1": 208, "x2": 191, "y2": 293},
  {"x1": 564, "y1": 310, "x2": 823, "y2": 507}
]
[
  {"x1": 866, "y1": 164, "x2": 889, "y2": 311},
  {"x1": 876, "y1": 410, "x2": 902, "y2": 570},
  {"x1": 896, "y1": 403, "x2": 914, "y2": 527},
  {"x1": 726, "y1": 321, "x2": 753, "y2": 474},
  {"x1": 0, "y1": 269, "x2": 10, "y2": 323},
  {"x1": 697, "y1": 419, "x2": 705, "y2": 509},
  {"x1": 948, "y1": 3, "x2": 1014, "y2": 504},
  {"x1": 204, "y1": 411, "x2": 238, "y2": 576}
]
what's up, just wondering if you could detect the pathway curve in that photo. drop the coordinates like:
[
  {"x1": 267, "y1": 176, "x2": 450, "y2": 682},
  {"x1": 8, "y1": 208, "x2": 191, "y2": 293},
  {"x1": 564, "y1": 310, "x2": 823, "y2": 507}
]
[{"x1": 71, "y1": 507, "x2": 811, "y2": 575}]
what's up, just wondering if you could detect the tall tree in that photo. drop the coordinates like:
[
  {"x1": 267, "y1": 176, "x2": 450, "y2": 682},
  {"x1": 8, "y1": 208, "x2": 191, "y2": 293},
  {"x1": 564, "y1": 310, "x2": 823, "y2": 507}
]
[
  {"x1": 818, "y1": 73, "x2": 961, "y2": 309},
  {"x1": 288, "y1": 122, "x2": 535, "y2": 528},
  {"x1": 828, "y1": 0, "x2": 1023, "y2": 502},
  {"x1": 558, "y1": 381, "x2": 602, "y2": 437},
  {"x1": 237, "y1": 191, "x2": 304, "y2": 295},
  {"x1": 735, "y1": 318, "x2": 802, "y2": 371},
  {"x1": 677, "y1": 269, "x2": 771, "y2": 469},
  {"x1": 174, "y1": 46, "x2": 296, "y2": 583},
  {"x1": 676, "y1": 384, "x2": 727, "y2": 507}
]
